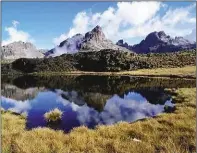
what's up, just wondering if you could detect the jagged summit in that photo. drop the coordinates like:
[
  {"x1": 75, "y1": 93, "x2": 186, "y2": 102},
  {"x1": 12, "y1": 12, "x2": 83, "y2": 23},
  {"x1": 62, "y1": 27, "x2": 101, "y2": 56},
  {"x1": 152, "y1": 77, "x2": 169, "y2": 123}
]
[
  {"x1": 46, "y1": 25, "x2": 131, "y2": 57},
  {"x1": 116, "y1": 39, "x2": 132, "y2": 50},
  {"x1": 116, "y1": 31, "x2": 196, "y2": 53},
  {"x1": 91, "y1": 25, "x2": 103, "y2": 34},
  {"x1": 1, "y1": 41, "x2": 44, "y2": 60},
  {"x1": 144, "y1": 31, "x2": 169, "y2": 44},
  {"x1": 84, "y1": 25, "x2": 106, "y2": 42}
]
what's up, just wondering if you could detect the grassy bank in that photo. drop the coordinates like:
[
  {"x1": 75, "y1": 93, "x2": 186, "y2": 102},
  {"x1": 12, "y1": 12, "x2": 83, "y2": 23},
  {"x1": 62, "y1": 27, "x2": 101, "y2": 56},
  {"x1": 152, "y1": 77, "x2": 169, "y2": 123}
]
[
  {"x1": 118, "y1": 66, "x2": 196, "y2": 78},
  {"x1": 2, "y1": 88, "x2": 196, "y2": 153},
  {"x1": 30, "y1": 66, "x2": 196, "y2": 79}
]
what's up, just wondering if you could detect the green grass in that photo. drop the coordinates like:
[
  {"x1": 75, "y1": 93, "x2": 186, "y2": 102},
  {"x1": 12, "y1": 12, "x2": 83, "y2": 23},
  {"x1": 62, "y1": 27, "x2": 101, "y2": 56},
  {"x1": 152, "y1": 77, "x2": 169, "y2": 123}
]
[{"x1": 2, "y1": 88, "x2": 196, "y2": 153}]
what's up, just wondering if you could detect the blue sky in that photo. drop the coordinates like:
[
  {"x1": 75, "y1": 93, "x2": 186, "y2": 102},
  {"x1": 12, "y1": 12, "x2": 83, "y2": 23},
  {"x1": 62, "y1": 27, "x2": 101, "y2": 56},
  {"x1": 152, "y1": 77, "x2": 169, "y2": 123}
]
[{"x1": 2, "y1": 2, "x2": 196, "y2": 49}]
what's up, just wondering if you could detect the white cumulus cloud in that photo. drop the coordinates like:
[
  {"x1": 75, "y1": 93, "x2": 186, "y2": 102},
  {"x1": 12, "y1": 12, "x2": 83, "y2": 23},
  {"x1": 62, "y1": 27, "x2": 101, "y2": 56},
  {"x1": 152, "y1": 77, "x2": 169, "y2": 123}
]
[
  {"x1": 53, "y1": 2, "x2": 196, "y2": 46},
  {"x1": 185, "y1": 28, "x2": 196, "y2": 42},
  {"x1": 2, "y1": 20, "x2": 34, "y2": 46},
  {"x1": 12, "y1": 20, "x2": 19, "y2": 27},
  {"x1": 53, "y1": 12, "x2": 90, "y2": 45}
]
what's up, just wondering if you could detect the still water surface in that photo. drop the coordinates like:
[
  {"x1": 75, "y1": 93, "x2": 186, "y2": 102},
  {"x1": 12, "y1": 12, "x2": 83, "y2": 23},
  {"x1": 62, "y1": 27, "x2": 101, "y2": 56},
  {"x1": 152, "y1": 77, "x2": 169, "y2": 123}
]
[{"x1": 1, "y1": 75, "x2": 195, "y2": 132}]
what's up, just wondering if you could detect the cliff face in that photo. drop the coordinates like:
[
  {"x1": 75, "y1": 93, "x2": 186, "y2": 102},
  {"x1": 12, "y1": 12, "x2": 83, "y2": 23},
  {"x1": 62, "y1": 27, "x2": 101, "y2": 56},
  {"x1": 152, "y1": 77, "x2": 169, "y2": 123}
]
[
  {"x1": 1, "y1": 41, "x2": 44, "y2": 60},
  {"x1": 116, "y1": 31, "x2": 196, "y2": 53}
]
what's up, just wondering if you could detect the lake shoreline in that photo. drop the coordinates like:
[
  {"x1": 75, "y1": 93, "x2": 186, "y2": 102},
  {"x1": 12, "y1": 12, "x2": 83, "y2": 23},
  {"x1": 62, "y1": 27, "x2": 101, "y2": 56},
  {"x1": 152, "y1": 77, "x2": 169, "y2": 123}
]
[
  {"x1": 28, "y1": 66, "x2": 196, "y2": 79},
  {"x1": 2, "y1": 66, "x2": 196, "y2": 79}
]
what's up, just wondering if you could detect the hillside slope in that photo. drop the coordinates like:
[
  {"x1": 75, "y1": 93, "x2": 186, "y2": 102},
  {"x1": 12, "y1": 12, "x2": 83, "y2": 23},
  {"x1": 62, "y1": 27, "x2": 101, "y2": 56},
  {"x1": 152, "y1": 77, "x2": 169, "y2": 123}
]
[{"x1": 2, "y1": 49, "x2": 196, "y2": 74}]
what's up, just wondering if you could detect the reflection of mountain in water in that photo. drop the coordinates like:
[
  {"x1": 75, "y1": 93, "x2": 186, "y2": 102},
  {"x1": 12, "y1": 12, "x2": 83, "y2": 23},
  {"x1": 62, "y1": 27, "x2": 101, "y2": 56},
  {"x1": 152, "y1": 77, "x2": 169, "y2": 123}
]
[
  {"x1": 2, "y1": 75, "x2": 195, "y2": 94},
  {"x1": 1, "y1": 84, "x2": 45, "y2": 101},
  {"x1": 1, "y1": 75, "x2": 194, "y2": 112},
  {"x1": 129, "y1": 89, "x2": 171, "y2": 105}
]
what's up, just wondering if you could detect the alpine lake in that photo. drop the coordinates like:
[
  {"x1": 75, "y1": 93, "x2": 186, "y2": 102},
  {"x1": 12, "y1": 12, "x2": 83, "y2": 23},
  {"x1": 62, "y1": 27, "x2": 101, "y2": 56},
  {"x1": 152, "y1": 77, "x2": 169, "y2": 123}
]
[{"x1": 1, "y1": 75, "x2": 195, "y2": 132}]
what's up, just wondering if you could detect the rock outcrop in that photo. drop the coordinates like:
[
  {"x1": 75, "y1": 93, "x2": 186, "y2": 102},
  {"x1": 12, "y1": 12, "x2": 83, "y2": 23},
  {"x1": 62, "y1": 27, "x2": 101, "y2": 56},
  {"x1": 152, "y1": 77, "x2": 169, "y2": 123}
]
[
  {"x1": 116, "y1": 39, "x2": 132, "y2": 50},
  {"x1": 1, "y1": 41, "x2": 44, "y2": 60}
]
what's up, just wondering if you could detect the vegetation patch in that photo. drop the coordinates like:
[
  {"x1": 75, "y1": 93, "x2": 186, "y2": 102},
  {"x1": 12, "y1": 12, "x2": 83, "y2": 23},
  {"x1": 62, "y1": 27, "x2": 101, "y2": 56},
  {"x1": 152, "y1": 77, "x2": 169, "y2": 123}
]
[
  {"x1": 44, "y1": 108, "x2": 63, "y2": 123},
  {"x1": 1, "y1": 49, "x2": 196, "y2": 74}
]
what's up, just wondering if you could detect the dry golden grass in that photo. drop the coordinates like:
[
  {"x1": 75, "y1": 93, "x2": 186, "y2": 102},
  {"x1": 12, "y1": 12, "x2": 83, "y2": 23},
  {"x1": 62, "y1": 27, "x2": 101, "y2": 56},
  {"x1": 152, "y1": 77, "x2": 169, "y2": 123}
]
[
  {"x1": 44, "y1": 108, "x2": 63, "y2": 122},
  {"x1": 2, "y1": 88, "x2": 196, "y2": 153},
  {"x1": 119, "y1": 66, "x2": 196, "y2": 78},
  {"x1": 2, "y1": 112, "x2": 26, "y2": 153},
  {"x1": 1, "y1": 107, "x2": 5, "y2": 112},
  {"x1": 31, "y1": 66, "x2": 196, "y2": 78}
]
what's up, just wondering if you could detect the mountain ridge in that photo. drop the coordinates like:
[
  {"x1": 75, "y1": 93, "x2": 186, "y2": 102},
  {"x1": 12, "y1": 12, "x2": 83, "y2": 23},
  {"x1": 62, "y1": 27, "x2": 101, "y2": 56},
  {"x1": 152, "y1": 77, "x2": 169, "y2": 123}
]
[
  {"x1": 45, "y1": 25, "x2": 132, "y2": 57},
  {"x1": 116, "y1": 31, "x2": 196, "y2": 53},
  {"x1": 1, "y1": 41, "x2": 44, "y2": 60},
  {"x1": 1, "y1": 28, "x2": 196, "y2": 59}
]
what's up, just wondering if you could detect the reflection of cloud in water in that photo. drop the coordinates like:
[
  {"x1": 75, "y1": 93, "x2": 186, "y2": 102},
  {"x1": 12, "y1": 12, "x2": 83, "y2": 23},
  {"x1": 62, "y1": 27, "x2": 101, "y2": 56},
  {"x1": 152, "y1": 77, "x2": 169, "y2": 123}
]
[
  {"x1": 100, "y1": 94, "x2": 164, "y2": 125},
  {"x1": 1, "y1": 90, "x2": 171, "y2": 130},
  {"x1": 165, "y1": 99, "x2": 174, "y2": 107},
  {"x1": 57, "y1": 91, "x2": 166, "y2": 126},
  {"x1": 55, "y1": 89, "x2": 85, "y2": 106},
  {"x1": 1, "y1": 96, "x2": 31, "y2": 113}
]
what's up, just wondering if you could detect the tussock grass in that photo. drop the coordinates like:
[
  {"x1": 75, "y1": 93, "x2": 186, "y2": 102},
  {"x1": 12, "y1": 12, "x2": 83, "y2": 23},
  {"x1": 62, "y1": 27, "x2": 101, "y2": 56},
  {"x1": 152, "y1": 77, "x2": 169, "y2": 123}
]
[
  {"x1": 21, "y1": 112, "x2": 28, "y2": 119},
  {"x1": 1, "y1": 107, "x2": 5, "y2": 113},
  {"x1": 2, "y1": 112, "x2": 26, "y2": 153},
  {"x1": 44, "y1": 108, "x2": 63, "y2": 122},
  {"x1": 2, "y1": 88, "x2": 196, "y2": 153}
]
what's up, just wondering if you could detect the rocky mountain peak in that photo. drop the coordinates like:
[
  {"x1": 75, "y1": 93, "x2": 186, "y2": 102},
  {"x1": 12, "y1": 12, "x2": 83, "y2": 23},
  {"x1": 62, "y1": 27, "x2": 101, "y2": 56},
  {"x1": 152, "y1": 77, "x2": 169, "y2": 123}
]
[
  {"x1": 116, "y1": 31, "x2": 196, "y2": 53},
  {"x1": 116, "y1": 39, "x2": 131, "y2": 49},
  {"x1": 93, "y1": 25, "x2": 102, "y2": 32},
  {"x1": 1, "y1": 41, "x2": 44, "y2": 60},
  {"x1": 46, "y1": 25, "x2": 131, "y2": 57},
  {"x1": 84, "y1": 25, "x2": 106, "y2": 42},
  {"x1": 116, "y1": 39, "x2": 124, "y2": 45},
  {"x1": 157, "y1": 31, "x2": 167, "y2": 37},
  {"x1": 144, "y1": 31, "x2": 170, "y2": 45}
]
